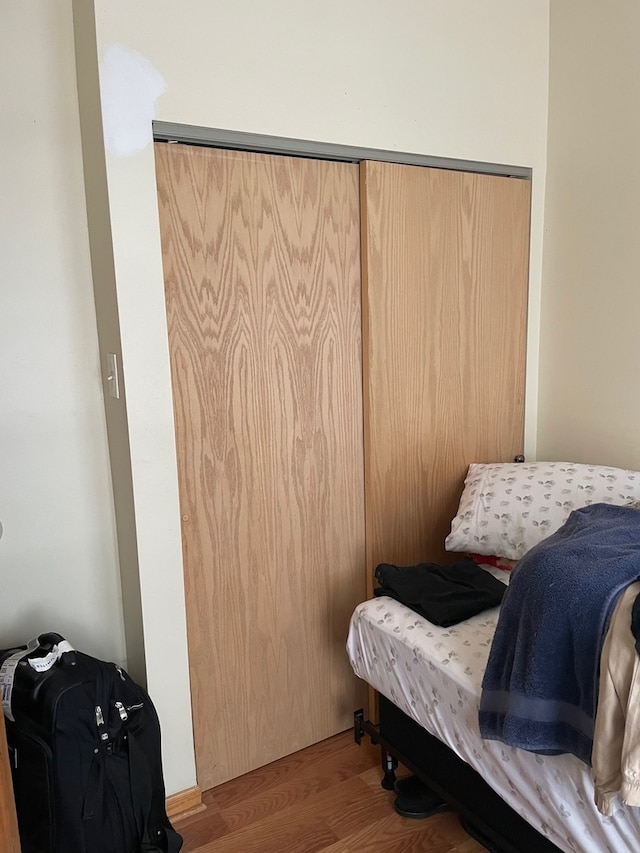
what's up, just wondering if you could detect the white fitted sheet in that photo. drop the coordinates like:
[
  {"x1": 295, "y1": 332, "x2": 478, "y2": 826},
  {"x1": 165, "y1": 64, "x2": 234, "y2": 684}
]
[{"x1": 346, "y1": 577, "x2": 640, "y2": 853}]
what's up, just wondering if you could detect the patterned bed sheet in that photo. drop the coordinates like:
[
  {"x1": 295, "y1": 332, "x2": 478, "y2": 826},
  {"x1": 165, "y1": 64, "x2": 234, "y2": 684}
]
[{"x1": 346, "y1": 570, "x2": 640, "y2": 853}]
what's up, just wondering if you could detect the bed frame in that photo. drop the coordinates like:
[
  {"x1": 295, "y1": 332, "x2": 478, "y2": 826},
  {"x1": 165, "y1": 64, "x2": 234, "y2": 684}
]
[{"x1": 354, "y1": 694, "x2": 562, "y2": 853}]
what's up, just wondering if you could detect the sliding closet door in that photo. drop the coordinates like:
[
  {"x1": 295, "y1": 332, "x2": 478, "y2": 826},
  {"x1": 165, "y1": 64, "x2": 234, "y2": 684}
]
[
  {"x1": 361, "y1": 161, "x2": 530, "y2": 590},
  {"x1": 155, "y1": 144, "x2": 365, "y2": 789}
]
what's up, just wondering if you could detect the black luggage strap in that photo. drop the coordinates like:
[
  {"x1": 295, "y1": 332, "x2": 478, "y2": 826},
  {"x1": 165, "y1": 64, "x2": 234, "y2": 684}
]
[
  {"x1": 82, "y1": 751, "x2": 105, "y2": 820},
  {"x1": 128, "y1": 728, "x2": 183, "y2": 853}
]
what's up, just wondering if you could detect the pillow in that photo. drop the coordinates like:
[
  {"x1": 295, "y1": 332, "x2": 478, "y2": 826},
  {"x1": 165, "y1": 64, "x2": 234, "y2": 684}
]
[{"x1": 445, "y1": 461, "x2": 640, "y2": 561}]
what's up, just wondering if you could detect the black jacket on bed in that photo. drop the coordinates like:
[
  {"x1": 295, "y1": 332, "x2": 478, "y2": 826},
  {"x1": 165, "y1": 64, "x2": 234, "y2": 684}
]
[{"x1": 373, "y1": 558, "x2": 507, "y2": 627}]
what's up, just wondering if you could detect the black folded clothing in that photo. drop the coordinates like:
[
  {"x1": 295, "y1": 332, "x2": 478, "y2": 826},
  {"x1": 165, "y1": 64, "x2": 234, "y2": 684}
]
[{"x1": 373, "y1": 557, "x2": 506, "y2": 626}]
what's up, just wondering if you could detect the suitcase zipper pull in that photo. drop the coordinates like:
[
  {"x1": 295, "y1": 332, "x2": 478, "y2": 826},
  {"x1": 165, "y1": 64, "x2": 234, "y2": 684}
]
[
  {"x1": 115, "y1": 701, "x2": 128, "y2": 721},
  {"x1": 95, "y1": 705, "x2": 109, "y2": 741}
]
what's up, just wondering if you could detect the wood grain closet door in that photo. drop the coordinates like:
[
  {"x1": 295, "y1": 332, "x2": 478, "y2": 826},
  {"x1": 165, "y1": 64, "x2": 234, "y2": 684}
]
[
  {"x1": 361, "y1": 161, "x2": 530, "y2": 591},
  {"x1": 0, "y1": 715, "x2": 20, "y2": 853},
  {"x1": 155, "y1": 144, "x2": 365, "y2": 789}
]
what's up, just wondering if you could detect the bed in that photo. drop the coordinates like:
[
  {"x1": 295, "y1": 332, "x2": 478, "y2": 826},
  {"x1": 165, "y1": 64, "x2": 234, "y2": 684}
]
[{"x1": 346, "y1": 460, "x2": 640, "y2": 853}]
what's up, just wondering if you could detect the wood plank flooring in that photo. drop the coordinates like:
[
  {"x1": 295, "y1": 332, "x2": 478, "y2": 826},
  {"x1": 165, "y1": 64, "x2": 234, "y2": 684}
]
[{"x1": 175, "y1": 731, "x2": 487, "y2": 852}]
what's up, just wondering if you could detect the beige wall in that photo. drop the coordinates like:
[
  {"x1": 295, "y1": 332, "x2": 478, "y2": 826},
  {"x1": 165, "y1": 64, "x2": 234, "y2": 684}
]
[
  {"x1": 538, "y1": 0, "x2": 640, "y2": 467},
  {"x1": 5, "y1": 0, "x2": 550, "y2": 796},
  {"x1": 0, "y1": 5, "x2": 125, "y2": 662}
]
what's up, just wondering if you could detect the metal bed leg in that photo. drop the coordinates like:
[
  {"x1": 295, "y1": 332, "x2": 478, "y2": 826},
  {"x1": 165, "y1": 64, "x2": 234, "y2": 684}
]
[
  {"x1": 380, "y1": 748, "x2": 397, "y2": 790},
  {"x1": 353, "y1": 708, "x2": 398, "y2": 790}
]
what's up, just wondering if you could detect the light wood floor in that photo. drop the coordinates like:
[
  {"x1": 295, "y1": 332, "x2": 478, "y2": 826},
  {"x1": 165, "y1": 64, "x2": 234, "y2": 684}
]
[{"x1": 175, "y1": 731, "x2": 487, "y2": 852}]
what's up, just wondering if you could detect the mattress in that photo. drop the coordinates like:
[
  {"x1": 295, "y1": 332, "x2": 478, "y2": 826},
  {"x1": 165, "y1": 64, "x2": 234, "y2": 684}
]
[{"x1": 346, "y1": 569, "x2": 640, "y2": 853}]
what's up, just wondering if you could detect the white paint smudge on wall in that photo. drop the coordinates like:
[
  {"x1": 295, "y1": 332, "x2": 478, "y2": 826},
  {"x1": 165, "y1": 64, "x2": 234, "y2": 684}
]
[{"x1": 99, "y1": 44, "x2": 166, "y2": 157}]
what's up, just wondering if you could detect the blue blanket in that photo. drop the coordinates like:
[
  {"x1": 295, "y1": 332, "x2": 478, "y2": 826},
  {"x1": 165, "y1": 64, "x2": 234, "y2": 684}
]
[{"x1": 479, "y1": 502, "x2": 640, "y2": 765}]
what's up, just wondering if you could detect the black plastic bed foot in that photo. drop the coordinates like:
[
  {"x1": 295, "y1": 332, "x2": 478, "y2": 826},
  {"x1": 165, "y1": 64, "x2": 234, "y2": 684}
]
[
  {"x1": 393, "y1": 776, "x2": 450, "y2": 819},
  {"x1": 380, "y1": 748, "x2": 398, "y2": 790}
]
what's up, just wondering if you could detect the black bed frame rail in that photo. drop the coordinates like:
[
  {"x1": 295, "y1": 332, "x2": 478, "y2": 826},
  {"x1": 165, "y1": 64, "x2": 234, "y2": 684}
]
[
  {"x1": 353, "y1": 708, "x2": 399, "y2": 791},
  {"x1": 353, "y1": 702, "x2": 562, "y2": 853}
]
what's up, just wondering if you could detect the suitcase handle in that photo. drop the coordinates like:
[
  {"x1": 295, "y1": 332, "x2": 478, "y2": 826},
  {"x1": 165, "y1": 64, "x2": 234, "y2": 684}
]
[
  {"x1": 1, "y1": 635, "x2": 77, "y2": 721},
  {"x1": 30, "y1": 633, "x2": 77, "y2": 668},
  {"x1": 36, "y1": 633, "x2": 77, "y2": 665}
]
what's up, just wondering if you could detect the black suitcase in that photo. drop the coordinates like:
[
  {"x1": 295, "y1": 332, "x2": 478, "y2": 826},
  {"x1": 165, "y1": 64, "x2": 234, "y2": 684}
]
[{"x1": 0, "y1": 632, "x2": 183, "y2": 853}]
